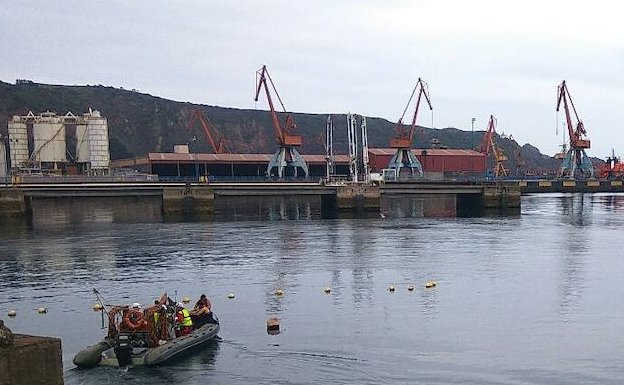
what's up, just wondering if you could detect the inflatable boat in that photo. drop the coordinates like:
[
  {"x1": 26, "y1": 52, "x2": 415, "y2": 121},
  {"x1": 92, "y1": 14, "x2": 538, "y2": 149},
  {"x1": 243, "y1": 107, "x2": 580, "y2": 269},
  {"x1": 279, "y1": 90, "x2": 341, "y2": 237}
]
[{"x1": 74, "y1": 294, "x2": 219, "y2": 368}]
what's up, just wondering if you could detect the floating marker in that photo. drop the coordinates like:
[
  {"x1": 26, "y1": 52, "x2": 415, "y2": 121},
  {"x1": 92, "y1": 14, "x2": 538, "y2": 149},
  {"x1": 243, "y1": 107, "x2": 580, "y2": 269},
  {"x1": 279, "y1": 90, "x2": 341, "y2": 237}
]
[
  {"x1": 388, "y1": 286, "x2": 396, "y2": 292},
  {"x1": 92, "y1": 303, "x2": 104, "y2": 311},
  {"x1": 182, "y1": 296, "x2": 191, "y2": 304},
  {"x1": 275, "y1": 289, "x2": 284, "y2": 296},
  {"x1": 267, "y1": 317, "x2": 280, "y2": 334},
  {"x1": 425, "y1": 281, "x2": 437, "y2": 288},
  {"x1": 7, "y1": 310, "x2": 16, "y2": 317},
  {"x1": 323, "y1": 287, "x2": 331, "y2": 294},
  {"x1": 407, "y1": 285, "x2": 415, "y2": 292},
  {"x1": 227, "y1": 293, "x2": 235, "y2": 299},
  {"x1": 37, "y1": 307, "x2": 48, "y2": 314}
]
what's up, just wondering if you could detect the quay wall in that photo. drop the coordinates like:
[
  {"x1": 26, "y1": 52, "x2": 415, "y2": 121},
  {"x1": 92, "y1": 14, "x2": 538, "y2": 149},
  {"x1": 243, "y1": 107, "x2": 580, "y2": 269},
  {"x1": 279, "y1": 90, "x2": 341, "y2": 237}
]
[{"x1": 0, "y1": 189, "x2": 28, "y2": 216}]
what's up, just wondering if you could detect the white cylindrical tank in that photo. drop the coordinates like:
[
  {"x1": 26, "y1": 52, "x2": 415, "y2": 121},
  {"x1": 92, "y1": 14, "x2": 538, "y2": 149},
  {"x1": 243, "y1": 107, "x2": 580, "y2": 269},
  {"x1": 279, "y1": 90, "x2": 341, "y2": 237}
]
[
  {"x1": 84, "y1": 110, "x2": 110, "y2": 171},
  {"x1": 8, "y1": 119, "x2": 29, "y2": 168},
  {"x1": 75, "y1": 124, "x2": 90, "y2": 163},
  {"x1": 174, "y1": 144, "x2": 190, "y2": 154},
  {"x1": 33, "y1": 117, "x2": 66, "y2": 163},
  {"x1": 0, "y1": 141, "x2": 7, "y2": 178}
]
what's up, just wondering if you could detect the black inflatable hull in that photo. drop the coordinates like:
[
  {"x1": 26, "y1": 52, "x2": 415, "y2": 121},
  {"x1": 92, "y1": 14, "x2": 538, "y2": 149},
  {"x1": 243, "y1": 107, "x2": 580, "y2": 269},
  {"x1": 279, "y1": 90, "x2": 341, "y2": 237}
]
[{"x1": 73, "y1": 323, "x2": 219, "y2": 368}]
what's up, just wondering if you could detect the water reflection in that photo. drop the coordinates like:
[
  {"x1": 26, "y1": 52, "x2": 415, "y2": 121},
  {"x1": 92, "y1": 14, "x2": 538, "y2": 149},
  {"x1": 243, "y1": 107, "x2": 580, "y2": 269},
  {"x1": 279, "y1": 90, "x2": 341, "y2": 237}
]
[
  {"x1": 381, "y1": 194, "x2": 456, "y2": 218},
  {"x1": 4, "y1": 193, "x2": 624, "y2": 384},
  {"x1": 556, "y1": 194, "x2": 591, "y2": 319}
]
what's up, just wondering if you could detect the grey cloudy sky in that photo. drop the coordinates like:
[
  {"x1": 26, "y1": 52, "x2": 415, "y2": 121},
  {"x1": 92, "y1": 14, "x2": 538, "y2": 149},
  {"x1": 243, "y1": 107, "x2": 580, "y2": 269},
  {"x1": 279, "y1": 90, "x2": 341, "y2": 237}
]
[{"x1": 2, "y1": 0, "x2": 623, "y2": 158}]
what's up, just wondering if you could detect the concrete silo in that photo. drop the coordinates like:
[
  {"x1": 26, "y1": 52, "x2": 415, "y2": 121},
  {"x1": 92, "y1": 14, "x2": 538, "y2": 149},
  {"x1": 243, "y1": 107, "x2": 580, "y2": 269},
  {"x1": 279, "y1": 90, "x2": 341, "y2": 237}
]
[
  {"x1": 81, "y1": 109, "x2": 110, "y2": 174},
  {"x1": 33, "y1": 112, "x2": 67, "y2": 164},
  {"x1": 8, "y1": 117, "x2": 29, "y2": 169},
  {"x1": 0, "y1": 139, "x2": 6, "y2": 179}
]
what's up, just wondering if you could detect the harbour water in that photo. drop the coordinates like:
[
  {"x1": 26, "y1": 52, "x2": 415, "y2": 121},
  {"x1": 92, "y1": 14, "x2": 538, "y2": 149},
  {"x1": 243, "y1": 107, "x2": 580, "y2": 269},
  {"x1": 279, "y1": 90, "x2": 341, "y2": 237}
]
[{"x1": 2, "y1": 193, "x2": 624, "y2": 384}]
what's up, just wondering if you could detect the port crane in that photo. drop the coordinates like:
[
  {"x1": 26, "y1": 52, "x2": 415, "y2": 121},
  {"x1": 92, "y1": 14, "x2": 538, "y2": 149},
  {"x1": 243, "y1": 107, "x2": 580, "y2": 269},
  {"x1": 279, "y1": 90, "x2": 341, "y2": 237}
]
[
  {"x1": 598, "y1": 149, "x2": 624, "y2": 180},
  {"x1": 479, "y1": 115, "x2": 509, "y2": 178},
  {"x1": 556, "y1": 80, "x2": 593, "y2": 178},
  {"x1": 187, "y1": 109, "x2": 230, "y2": 153},
  {"x1": 254, "y1": 65, "x2": 309, "y2": 178},
  {"x1": 387, "y1": 78, "x2": 432, "y2": 178}
]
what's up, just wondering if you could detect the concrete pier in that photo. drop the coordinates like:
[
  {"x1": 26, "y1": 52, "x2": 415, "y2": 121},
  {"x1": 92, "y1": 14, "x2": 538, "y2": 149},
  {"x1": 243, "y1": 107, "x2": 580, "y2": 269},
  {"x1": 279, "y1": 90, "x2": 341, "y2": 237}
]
[
  {"x1": 336, "y1": 185, "x2": 381, "y2": 211},
  {"x1": 162, "y1": 185, "x2": 214, "y2": 215},
  {"x1": 0, "y1": 189, "x2": 29, "y2": 217},
  {"x1": 0, "y1": 334, "x2": 63, "y2": 385}
]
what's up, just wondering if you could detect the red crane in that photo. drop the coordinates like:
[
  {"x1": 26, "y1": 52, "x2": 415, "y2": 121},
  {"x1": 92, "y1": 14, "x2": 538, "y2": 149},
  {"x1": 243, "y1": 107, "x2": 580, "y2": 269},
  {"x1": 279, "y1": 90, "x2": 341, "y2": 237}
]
[
  {"x1": 555, "y1": 81, "x2": 593, "y2": 178},
  {"x1": 390, "y1": 78, "x2": 433, "y2": 149},
  {"x1": 254, "y1": 65, "x2": 308, "y2": 178},
  {"x1": 187, "y1": 109, "x2": 230, "y2": 153},
  {"x1": 479, "y1": 115, "x2": 508, "y2": 178},
  {"x1": 387, "y1": 78, "x2": 432, "y2": 178}
]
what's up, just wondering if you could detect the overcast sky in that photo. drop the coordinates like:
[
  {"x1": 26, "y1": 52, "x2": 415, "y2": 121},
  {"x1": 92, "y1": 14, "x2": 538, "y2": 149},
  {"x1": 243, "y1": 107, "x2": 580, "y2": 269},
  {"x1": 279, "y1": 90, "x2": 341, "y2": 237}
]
[{"x1": 2, "y1": 0, "x2": 623, "y2": 158}]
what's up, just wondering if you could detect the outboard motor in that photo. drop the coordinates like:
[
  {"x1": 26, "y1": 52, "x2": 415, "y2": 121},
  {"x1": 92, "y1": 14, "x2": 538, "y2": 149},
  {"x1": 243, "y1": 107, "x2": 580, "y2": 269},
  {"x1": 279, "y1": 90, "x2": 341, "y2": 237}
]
[{"x1": 114, "y1": 334, "x2": 133, "y2": 367}]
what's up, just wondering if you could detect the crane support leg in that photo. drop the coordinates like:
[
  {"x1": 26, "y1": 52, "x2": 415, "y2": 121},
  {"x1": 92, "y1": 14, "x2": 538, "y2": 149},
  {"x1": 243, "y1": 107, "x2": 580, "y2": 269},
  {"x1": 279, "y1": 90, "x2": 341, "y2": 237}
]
[
  {"x1": 388, "y1": 149, "x2": 423, "y2": 179},
  {"x1": 267, "y1": 146, "x2": 309, "y2": 178},
  {"x1": 558, "y1": 149, "x2": 593, "y2": 179}
]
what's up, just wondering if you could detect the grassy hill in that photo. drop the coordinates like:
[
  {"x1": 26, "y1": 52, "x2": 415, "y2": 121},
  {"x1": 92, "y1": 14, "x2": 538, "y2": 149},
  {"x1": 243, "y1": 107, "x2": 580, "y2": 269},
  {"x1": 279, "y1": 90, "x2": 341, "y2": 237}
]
[{"x1": 0, "y1": 80, "x2": 560, "y2": 173}]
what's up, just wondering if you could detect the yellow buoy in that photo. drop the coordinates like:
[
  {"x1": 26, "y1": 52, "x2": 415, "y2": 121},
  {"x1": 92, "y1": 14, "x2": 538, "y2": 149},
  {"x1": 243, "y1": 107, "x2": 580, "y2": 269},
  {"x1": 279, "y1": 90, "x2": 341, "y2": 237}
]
[
  {"x1": 323, "y1": 287, "x2": 332, "y2": 294},
  {"x1": 425, "y1": 281, "x2": 437, "y2": 288},
  {"x1": 227, "y1": 293, "x2": 235, "y2": 299},
  {"x1": 182, "y1": 296, "x2": 191, "y2": 304},
  {"x1": 92, "y1": 303, "x2": 104, "y2": 312},
  {"x1": 275, "y1": 289, "x2": 284, "y2": 296},
  {"x1": 407, "y1": 285, "x2": 415, "y2": 292},
  {"x1": 7, "y1": 310, "x2": 17, "y2": 317},
  {"x1": 37, "y1": 307, "x2": 48, "y2": 314}
]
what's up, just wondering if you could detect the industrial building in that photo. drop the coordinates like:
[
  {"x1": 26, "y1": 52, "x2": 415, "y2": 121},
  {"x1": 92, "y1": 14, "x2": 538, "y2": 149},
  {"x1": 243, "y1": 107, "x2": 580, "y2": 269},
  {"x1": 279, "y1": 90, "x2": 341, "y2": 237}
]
[
  {"x1": 6, "y1": 110, "x2": 111, "y2": 175},
  {"x1": 368, "y1": 148, "x2": 486, "y2": 179},
  {"x1": 111, "y1": 147, "x2": 485, "y2": 181},
  {"x1": 112, "y1": 147, "x2": 351, "y2": 180}
]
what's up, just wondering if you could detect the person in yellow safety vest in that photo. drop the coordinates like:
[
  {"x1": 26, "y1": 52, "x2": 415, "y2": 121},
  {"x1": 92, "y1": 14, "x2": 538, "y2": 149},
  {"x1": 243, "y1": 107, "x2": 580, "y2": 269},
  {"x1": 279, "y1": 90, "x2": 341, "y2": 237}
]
[
  {"x1": 175, "y1": 303, "x2": 193, "y2": 336},
  {"x1": 153, "y1": 300, "x2": 162, "y2": 326}
]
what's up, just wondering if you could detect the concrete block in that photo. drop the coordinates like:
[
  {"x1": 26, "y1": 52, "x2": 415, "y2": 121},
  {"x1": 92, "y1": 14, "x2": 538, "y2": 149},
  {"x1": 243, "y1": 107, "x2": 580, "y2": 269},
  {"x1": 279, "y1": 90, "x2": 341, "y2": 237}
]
[{"x1": 0, "y1": 334, "x2": 63, "y2": 385}]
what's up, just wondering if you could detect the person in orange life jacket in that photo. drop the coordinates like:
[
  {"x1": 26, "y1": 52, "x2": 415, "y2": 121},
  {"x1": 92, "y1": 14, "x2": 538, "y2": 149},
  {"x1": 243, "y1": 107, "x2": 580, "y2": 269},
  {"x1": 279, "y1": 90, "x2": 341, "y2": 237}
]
[{"x1": 175, "y1": 303, "x2": 193, "y2": 337}]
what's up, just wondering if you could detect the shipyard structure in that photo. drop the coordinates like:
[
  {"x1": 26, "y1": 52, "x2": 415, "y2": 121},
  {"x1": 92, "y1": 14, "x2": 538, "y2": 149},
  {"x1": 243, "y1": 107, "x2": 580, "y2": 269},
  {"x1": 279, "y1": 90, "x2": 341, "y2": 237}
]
[{"x1": 4, "y1": 110, "x2": 110, "y2": 176}]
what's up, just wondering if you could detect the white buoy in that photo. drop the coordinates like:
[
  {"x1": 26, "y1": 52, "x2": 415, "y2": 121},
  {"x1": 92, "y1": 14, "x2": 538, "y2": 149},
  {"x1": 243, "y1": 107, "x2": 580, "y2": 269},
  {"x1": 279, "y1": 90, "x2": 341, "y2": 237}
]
[
  {"x1": 7, "y1": 310, "x2": 17, "y2": 317},
  {"x1": 37, "y1": 307, "x2": 48, "y2": 314},
  {"x1": 275, "y1": 289, "x2": 284, "y2": 296},
  {"x1": 227, "y1": 293, "x2": 235, "y2": 299},
  {"x1": 425, "y1": 281, "x2": 437, "y2": 288},
  {"x1": 92, "y1": 303, "x2": 104, "y2": 311},
  {"x1": 407, "y1": 285, "x2": 415, "y2": 292},
  {"x1": 323, "y1": 287, "x2": 332, "y2": 294},
  {"x1": 388, "y1": 286, "x2": 396, "y2": 292}
]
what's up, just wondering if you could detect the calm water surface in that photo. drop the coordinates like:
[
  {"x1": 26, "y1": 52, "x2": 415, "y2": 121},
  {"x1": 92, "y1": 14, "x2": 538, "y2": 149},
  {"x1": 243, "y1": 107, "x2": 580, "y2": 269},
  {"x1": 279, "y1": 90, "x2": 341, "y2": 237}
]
[{"x1": 2, "y1": 193, "x2": 624, "y2": 384}]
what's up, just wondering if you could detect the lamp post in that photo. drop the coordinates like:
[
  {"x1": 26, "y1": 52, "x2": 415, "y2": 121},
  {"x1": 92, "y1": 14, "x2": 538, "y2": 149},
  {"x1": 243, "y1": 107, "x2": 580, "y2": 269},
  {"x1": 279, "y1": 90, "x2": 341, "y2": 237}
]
[{"x1": 470, "y1": 117, "x2": 476, "y2": 149}]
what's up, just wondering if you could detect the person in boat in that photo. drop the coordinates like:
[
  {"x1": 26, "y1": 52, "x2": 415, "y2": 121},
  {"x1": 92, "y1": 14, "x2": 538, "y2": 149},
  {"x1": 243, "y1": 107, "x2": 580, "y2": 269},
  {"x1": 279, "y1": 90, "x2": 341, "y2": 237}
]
[
  {"x1": 190, "y1": 294, "x2": 216, "y2": 327},
  {"x1": 175, "y1": 303, "x2": 193, "y2": 337},
  {"x1": 192, "y1": 294, "x2": 211, "y2": 315}
]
